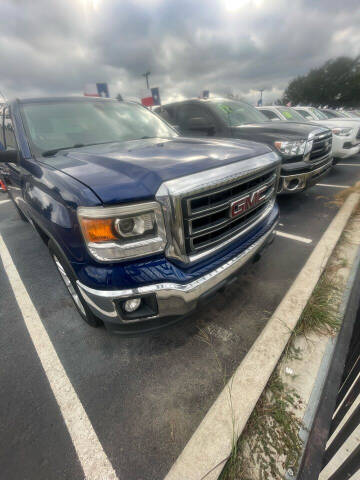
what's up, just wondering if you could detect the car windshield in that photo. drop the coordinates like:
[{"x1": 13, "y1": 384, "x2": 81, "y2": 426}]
[
  {"x1": 212, "y1": 99, "x2": 268, "y2": 126},
  {"x1": 344, "y1": 111, "x2": 359, "y2": 118},
  {"x1": 21, "y1": 100, "x2": 177, "y2": 155},
  {"x1": 309, "y1": 107, "x2": 328, "y2": 120},
  {"x1": 277, "y1": 107, "x2": 306, "y2": 122},
  {"x1": 328, "y1": 110, "x2": 345, "y2": 118}
]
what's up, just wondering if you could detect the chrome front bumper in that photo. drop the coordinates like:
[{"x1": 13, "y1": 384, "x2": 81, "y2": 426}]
[
  {"x1": 77, "y1": 222, "x2": 277, "y2": 328},
  {"x1": 278, "y1": 158, "x2": 333, "y2": 193}
]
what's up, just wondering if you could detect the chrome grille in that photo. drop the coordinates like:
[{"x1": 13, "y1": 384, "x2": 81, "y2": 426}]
[
  {"x1": 309, "y1": 131, "x2": 332, "y2": 161},
  {"x1": 182, "y1": 168, "x2": 277, "y2": 255}
]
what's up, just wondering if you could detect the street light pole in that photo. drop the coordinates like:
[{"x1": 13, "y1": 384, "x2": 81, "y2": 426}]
[
  {"x1": 142, "y1": 71, "x2": 151, "y2": 90},
  {"x1": 259, "y1": 89, "x2": 264, "y2": 106}
]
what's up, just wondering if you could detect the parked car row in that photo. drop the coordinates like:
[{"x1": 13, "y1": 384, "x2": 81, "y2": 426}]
[
  {"x1": 0, "y1": 95, "x2": 355, "y2": 333},
  {"x1": 257, "y1": 105, "x2": 360, "y2": 160},
  {"x1": 320, "y1": 108, "x2": 360, "y2": 119}
]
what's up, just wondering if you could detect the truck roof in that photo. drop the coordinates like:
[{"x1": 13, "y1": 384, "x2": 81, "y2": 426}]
[{"x1": 159, "y1": 97, "x2": 248, "y2": 108}]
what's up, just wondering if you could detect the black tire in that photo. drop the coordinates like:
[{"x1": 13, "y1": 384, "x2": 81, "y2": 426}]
[{"x1": 48, "y1": 239, "x2": 102, "y2": 327}]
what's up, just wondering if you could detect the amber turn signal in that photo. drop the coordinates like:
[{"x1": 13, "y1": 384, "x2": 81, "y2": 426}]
[{"x1": 80, "y1": 218, "x2": 117, "y2": 243}]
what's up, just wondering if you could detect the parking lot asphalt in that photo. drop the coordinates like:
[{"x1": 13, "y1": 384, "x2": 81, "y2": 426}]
[{"x1": 1, "y1": 155, "x2": 360, "y2": 480}]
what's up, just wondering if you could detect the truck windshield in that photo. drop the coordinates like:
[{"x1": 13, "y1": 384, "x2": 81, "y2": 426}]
[
  {"x1": 21, "y1": 100, "x2": 177, "y2": 156},
  {"x1": 277, "y1": 107, "x2": 306, "y2": 122},
  {"x1": 212, "y1": 100, "x2": 268, "y2": 126}
]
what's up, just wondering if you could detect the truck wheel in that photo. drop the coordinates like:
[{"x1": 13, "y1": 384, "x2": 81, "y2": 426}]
[{"x1": 48, "y1": 240, "x2": 102, "y2": 327}]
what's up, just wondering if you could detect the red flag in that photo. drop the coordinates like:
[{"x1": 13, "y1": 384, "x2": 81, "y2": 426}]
[{"x1": 141, "y1": 96, "x2": 154, "y2": 107}]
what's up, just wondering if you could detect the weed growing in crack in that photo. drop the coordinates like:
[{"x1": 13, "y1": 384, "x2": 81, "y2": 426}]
[{"x1": 220, "y1": 374, "x2": 303, "y2": 480}]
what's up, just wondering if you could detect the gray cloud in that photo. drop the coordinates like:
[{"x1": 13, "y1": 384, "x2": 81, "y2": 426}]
[{"x1": 0, "y1": 0, "x2": 359, "y2": 104}]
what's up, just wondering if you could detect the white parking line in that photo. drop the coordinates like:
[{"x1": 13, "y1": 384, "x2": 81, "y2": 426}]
[
  {"x1": 316, "y1": 183, "x2": 350, "y2": 189},
  {"x1": 0, "y1": 199, "x2": 11, "y2": 205},
  {"x1": 0, "y1": 234, "x2": 118, "y2": 480},
  {"x1": 275, "y1": 230, "x2": 312, "y2": 244},
  {"x1": 337, "y1": 163, "x2": 360, "y2": 166}
]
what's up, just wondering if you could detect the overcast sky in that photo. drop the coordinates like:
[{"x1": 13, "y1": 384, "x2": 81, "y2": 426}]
[{"x1": 1, "y1": 0, "x2": 359, "y2": 105}]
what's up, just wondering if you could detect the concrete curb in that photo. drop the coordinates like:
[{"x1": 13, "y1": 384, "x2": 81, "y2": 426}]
[{"x1": 164, "y1": 193, "x2": 360, "y2": 480}]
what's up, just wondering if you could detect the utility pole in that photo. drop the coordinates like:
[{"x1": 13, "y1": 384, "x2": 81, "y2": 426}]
[
  {"x1": 142, "y1": 71, "x2": 151, "y2": 90},
  {"x1": 259, "y1": 89, "x2": 264, "y2": 106}
]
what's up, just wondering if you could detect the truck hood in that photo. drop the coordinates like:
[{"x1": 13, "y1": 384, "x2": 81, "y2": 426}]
[
  {"x1": 230, "y1": 121, "x2": 330, "y2": 142},
  {"x1": 40, "y1": 136, "x2": 272, "y2": 205}
]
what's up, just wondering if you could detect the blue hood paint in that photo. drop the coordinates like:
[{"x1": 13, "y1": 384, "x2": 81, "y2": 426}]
[{"x1": 40, "y1": 136, "x2": 271, "y2": 205}]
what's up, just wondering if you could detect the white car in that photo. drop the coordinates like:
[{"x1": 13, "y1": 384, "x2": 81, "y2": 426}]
[
  {"x1": 321, "y1": 108, "x2": 360, "y2": 120},
  {"x1": 258, "y1": 106, "x2": 360, "y2": 160}
]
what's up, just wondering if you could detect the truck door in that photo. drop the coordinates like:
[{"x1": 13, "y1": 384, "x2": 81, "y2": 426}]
[{"x1": 2, "y1": 106, "x2": 22, "y2": 205}]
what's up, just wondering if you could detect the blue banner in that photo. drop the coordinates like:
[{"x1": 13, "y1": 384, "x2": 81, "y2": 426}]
[
  {"x1": 96, "y1": 83, "x2": 110, "y2": 98},
  {"x1": 151, "y1": 87, "x2": 161, "y2": 106}
]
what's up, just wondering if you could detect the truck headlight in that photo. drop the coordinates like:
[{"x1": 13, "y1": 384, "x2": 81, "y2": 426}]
[
  {"x1": 274, "y1": 139, "x2": 307, "y2": 156},
  {"x1": 332, "y1": 127, "x2": 352, "y2": 137},
  {"x1": 78, "y1": 202, "x2": 167, "y2": 262}
]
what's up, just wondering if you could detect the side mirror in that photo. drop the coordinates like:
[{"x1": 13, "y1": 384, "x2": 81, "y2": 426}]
[
  {"x1": 0, "y1": 150, "x2": 18, "y2": 163},
  {"x1": 187, "y1": 117, "x2": 215, "y2": 135}
]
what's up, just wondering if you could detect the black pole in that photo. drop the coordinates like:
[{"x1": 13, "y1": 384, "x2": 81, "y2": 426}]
[{"x1": 143, "y1": 71, "x2": 151, "y2": 90}]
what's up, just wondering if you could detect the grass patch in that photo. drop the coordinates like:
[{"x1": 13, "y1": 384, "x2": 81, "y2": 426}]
[
  {"x1": 219, "y1": 374, "x2": 303, "y2": 480},
  {"x1": 292, "y1": 273, "x2": 340, "y2": 339},
  {"x1": 283, "y1": 270, "x2": 340, "y2": 361},
  {"x1": 337, "y1": 257, "x2": 349, "y2": 268}
]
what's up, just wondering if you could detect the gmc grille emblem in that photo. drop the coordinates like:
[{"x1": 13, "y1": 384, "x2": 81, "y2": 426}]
[{"x1": 230, "y1": 185, "x2": 268, "y2": 218}]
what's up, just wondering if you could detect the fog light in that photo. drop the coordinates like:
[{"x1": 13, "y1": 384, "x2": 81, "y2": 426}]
[
  {"x1": 124, "y1": 298, "x2": 141, "y2": 313},
  {"x1": 287, "y1": 178, "x2": 300, "y2": 190}
]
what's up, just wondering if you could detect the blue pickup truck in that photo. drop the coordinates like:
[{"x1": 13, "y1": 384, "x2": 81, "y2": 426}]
[{"x1": 0, "y1": 97, "x2": 280, "y2": 333}]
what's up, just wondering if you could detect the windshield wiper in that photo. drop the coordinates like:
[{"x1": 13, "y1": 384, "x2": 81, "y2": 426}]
[{"x1": 42, "y1": 144, "x2": 86, "y2": 157}]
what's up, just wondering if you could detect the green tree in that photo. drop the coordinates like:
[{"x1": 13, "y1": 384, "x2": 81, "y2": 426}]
[{"x1": 282, "y1": 56, "x2": 360, "y2": 107}]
